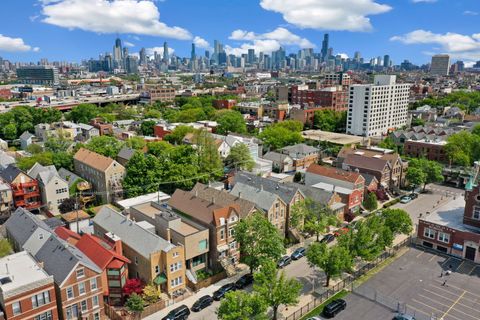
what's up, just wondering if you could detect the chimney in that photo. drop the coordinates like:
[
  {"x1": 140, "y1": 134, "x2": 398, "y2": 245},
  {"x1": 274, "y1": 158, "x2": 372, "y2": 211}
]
[
  {"x1": 166, "y1": 228, "x2": 171, "y2": 243},
  {"x1": 105, "y1": 232, "x2": 123, "y2": 256},
  {"x1": 37, "y1": 261, "x2": 44, "y2": 269}
]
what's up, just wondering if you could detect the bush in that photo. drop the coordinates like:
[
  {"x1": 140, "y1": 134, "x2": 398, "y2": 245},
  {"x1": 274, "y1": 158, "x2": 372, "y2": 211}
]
[{"x1": 383, "y1": 199, "x2": 400, "y2": 208}]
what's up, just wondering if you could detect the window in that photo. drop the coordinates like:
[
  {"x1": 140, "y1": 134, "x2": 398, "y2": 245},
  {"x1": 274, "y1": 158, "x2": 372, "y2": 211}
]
[
  {"x1": 198, "y1": 239, "x2": 208, "y2": 251},
  {"x1": 66, "y1": 305, "x2": 78, "y2": 320},
  {"x1": 220, "y1": 229, "x2": 225, "y2": 240},
  {"x1": 56, "y1": 188, "x2": 68, "y2": 194},
  {"x1": 31, "y1": 291, "x2": 50, "y2": 308},
  {"x1": 474, "y1": 206, "x2": 480, "y2": 220},
  {"x1": 438, "y1": 232, "x2": 450, "y2": 243},
  {"x1": 78, "y1": 282, "x2": 86, "y2": 295},
  {"x1": 76, "y1": 268, "x2": 85, "y2": 279},
  {"x1": 228, "y1": 228, "x2": 234, "y2": 237},
  {"x1": 229, "y1": 215, "x2": 237, "y2": 223},
  {"x1": 172, "y1": 251, "x2": 179, "y2": 258},
  {"x1": 94, "y1": 313, "x2": 100, "y2": 320},
  {"x1": 170, "y1": 276, "x2": 183, "y2": 288},
  {"x1": 170, "y1": 262, "x2": 182, "y2": 272},
  {"x1": 155, "y1": 265, "x2": 160, "y2": 274},
  {"x1": 34, "y1": 311, "x2": 53, "y2": 320},
  {"x1": 81, "y1": 300, "x2": 87, "y2": 312},
  {"x1": 424, "y1": 228, "x2": 435, "y2": 239},
  {"x1": 229, "y1": 241, "x2": 237, "y2": 249},
  {"x1": 12, "y1": 301, "x2": 21, "y2": 316},
  {"x1": 66, "y1": 286, "x2": 74, "y2": 300},
  {"x1": 135, "y1": 256, "x2": 138, "y2": 265},
  {"x1": 90, "y1": 277, "x2": 98, "y2": 290},
  {"x1": 92, "y1": 295, "x2": 99, "y2": 307}
]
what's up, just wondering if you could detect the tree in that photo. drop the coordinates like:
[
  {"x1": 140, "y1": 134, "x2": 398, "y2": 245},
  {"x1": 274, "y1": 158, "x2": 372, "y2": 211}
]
[
  {"x1": 3, "y1": 123, "x2": 16, "y2": 140},
  {"x1": 58, "y1": 197, "x2": 77, "y2": 214},
  {"x1": 445, "y1": 131, "x2": 480, "y2": 167},
  {"x1": 405, "y1": 167, "x2": 426, "y2": 191},
  {"x1": 234, "y1": 212, "x2": 285, "y2": 274},
  {"x1": 123, "y1": 278, "x2": 145, "y2": 297},
  {"x1": 215, "y1": 110, "x2": 247, "y2": 135},
  {"x1": 225, "y1": 143, "x2": 254, "y2": 171},
  {"x1": 253, "y1": 260, "x2": 302, "y2": 320},
  {"x1": 363, "y1": 192, "x2": 378, "y2": 211},
  {"x1": 85, "y1": 136, "x2": 124, "y2": 158},
  {"x1": 44, "y1": 136, "x2": 72, "y2": 153},
  {"x1": 126, "y1": 136, "x2": 147, "y2": 150},
  {"x1": 377, "y1": 137, "x2": 397, "y2": 152},
  {"x1": 67, "y1": 104, "x2": 99, "y2": 124},
  {"x1": 195, "y1": 129, "x2": 223, "y2": 181},
  {"x1": 408, "y1": 158, "x2": 444, "y2": 191},
  {"x1": 26, "y1": 144, "x2": 43, "y2": 154},
  {"x1": 306, "y1": 242, "x2": 353, "y2": 287},
  {"x1": 0, "y1": 239, "x2": 12, "y2": 258},
  {"x1": 52, "y1": 152, "x2": 74, "y2": 171},
  {"x1": 290, "y1": 199, "x2": 338, "y2": 241},
  {"x1": 17, "y1": 152, "x2": 54, "y2": 171},
  {"x1": 411, "y1": 117, "x2": 425, "y2": 127},
  {"x1": 163, "y1": 125, "x2": 195, "y2": 145},
  {"x1": 382, "y1": 208, "x2": 413, "y2": 235},
  {"x1": 217, "y1": 291, "x2": 268, "y2": 320},
  {"x1": 259, "y1": 125, "x2": 304, "y2": 150},
  {"x1": 140, "y1": 120, "x2": 156, "y2": 136},
  {"x1": 125, "y1": 293, "x2": 145, "y2": 315},
  {"x1": 142, "y1": 284, "x2": 161, "y2": 305},
  {"x1": 313, "y1": 110, "x2": 346, "y2": 132}
]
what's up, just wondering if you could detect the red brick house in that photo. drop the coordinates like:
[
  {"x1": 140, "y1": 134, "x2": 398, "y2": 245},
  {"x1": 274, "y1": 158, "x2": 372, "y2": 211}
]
[
  {"x1": 0, "y1": 165, "x2": 41, "y2": 211},
  {"x1": 212, "y1": 99, "x2": 237, "y2": 110},
  {"x1": 404, "y1": 139, "x2": 447, "y2": 163}
]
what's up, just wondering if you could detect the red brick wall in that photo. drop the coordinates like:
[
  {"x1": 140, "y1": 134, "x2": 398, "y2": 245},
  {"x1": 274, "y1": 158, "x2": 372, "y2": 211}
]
[
  {"x1": 5, "y1": 283, "x2": 58, "y2": 320},
  {"x1": 464, "y1": 187, "x2": 480, "y2": 228}
]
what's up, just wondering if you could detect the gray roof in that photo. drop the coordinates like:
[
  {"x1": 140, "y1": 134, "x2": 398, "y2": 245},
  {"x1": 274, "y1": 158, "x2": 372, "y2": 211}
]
[
  {"x1": 263, "y1": 151, "x2": 292, "y2": 163},
  {"x1": 292, "y1": 183, "x2": 334, "y2": 204},
  {"x1": 280, "y1": 143, "x2": 319, "y2": 159},
  {"x1": 360, "y1": 173, "x2": 378, "y2": 186},
  {"x1": 117, "y1": 146, "x2": 136, "y2": 161},
  {"x1": 5, "y1": 208, "x2": 51, "y2": 248},
  {"x1": 20, "y1": 131, "x2": 34, "y2": 141},
  {"x1": 27, "y1": 163, "x2": 60, "y2": 184},
  {"x1": 0, "y1": 151, "x2": 15, "y2": 170},
  {"x1": 230, "y1": 183, "x2": 281, "y2": 211},
  {"x1": 234, "y1": 171, "x2": 303, "y2": 204},
  {"x1": 58, "y1": 168, "x2": 83, "y2": 188},
  {"x1": 93, "y1": 206, "x2": 176, "y2": 258},
  {"x1": 35, "y1": 234, "x2": 101, "y2": 285},
  {"x1": 0, "y1": 165, "x2": 26, "y2": 183}
]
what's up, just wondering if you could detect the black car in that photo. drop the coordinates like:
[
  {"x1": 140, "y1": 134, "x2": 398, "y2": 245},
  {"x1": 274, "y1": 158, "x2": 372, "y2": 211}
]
[
  {"x1": 410, "y1": 193, "x2": 418, "y2": 199},
  {"x1": 320, "y1": 234, "x2": 335, "y2": 244},
  {"x1": 213, "y1": 283, "x2": 236, "y2": 300},
  {"x1": 235, "y1": 274, "x2": 254, "y2": 289},
  {"x1": 162, "y1": 304, "x2": 190, "y2": 320},
  {"x1": 322, "y1": 299, "x2": 346, "y2": 318},
  {"x1": 191, "y1": 295, "x2": 213, "y2": 312},
  {"x1": 277, "y1": 255, "x2": 292, "y2": 268},
  {"x1": 291, "y1": 247, "x2": 306, "y2": 260}
]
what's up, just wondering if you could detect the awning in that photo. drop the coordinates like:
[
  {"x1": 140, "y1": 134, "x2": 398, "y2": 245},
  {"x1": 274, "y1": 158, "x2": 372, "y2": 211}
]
[
  {"x1": 217, "y1": 244, "x2": 229, "y2": 252},
  {"x1": 154, "y1": 273, "x2": 167, "y2": 285}
]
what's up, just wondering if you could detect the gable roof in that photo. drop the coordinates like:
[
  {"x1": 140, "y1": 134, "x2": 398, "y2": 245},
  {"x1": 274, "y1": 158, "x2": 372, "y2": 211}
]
[
  {"x1": 338, "y1": 147, "x2": 402, "y2": 167},
  {"x1": 117, "y1": 146, "x2": 136, "y2": 161},
  {"x1": 20, "y1": 131, "x2": 34, "y2": 141},
  {"x1": 93, "y1": 206, "x2": 176, "y2": 258},
  {"x1": 343, "y1": 155, "x2": 390, "y2": 173},
  {"x1": 169, "y1": 189, "x2": 240, "y2": 226},
  {"x1": 280, "y1": 143, "x2": 319, "y2": 158},
  {"x1": 191, "y1": 182, "x2": 255, "y2": 218},
  {"x1": 291, "y1": 183, "x2": 335, "y2": 204},
  {"x1": 58, "y1": 168, "x2": 83, "y2": 188},
  {"x1": 5, "y1": 208, "x2": 51, "y2": 248},
  {"x1": 230, "y1": 183, "x2": 282, "y2": 212},
  {"x1": 75, "y1": 234, "x2": 130, "y2": 270},
  {"x1": 233, "y1": 171, "x2": 303, "y2": 204},
  {"x1": 0, "y1": 165, "x2": 29, "y2": 183},
  {"x1": 27, "y1": 163, "x2": 63, "y2": 185},
  {"x1": 0, "y1": 150, "x2": 15, "y2": 170},
  {"x1": 263, "y1": 151, "x2": 292, "y2": 163},
  {"x1": 306, "y1": 164, "x2": 363, "y2": 184},
  {"x1": 74, "y1": 148, "x2": 121, "y2": 172}
]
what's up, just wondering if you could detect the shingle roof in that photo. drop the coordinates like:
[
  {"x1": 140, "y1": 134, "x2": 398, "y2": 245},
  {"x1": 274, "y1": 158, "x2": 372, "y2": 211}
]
[
  {"x1": 280, "y1": 143, "x2": 319, "y2": 159},
  {"x1": 291, "y1": 183, "x2": 334, "y2": 204},
  {"x1": 192, "y1": 182, "x2": 255, "y2": 218},
  {"x1": 233, "y1": 171, "x2": 303, "y2": 204},
  {"x1": 263, "y1": 151, "x2": 292, "y2": 163},
  {"x1": 27, "y1": 163, "x2": 60, "y2": 185},
  {"x1": 0, "y1": 150, "x2": 15, "y2": 170},
  {"x1": 230, "y1": 183, "x2": 281, "y2": 211},
  {"x1": 360, "y1": 173, "x2": 378, "y2": 186},
  {"x1": 93, "y1": 206, "x2": 176, "y2": 258},
  {"x1": 75, "y1": 234, "x2": 130, "y2": 270},
  {"x1": 306, "y1": 164, "x2": 362, "y2": 184},
  {"x1": 20, "y1": 131, "x2": 34, "y2": 141},
  {"x1": 117, "y1": 146, "x2": 136, "y2": 161},
  {"x1": 5, "y1": 207, "x2": 51, "y2": 248},
  {"x1": 0, "y1": 165, "x2": 26, "y2": 183},
  {"x1": 74, "y1": 148, "x2": 119, "y2": 172},
  {"x1": 343, "y1": 155, "x2": 390, "y2": 173},
  {"x1": 58, "y1": 168, "x2": 82, "y2": 188}
]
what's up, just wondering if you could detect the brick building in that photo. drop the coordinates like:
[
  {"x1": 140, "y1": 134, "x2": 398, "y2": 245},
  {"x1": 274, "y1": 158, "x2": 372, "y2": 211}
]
[
  {"x1": 141, "y1": 85, "x2": 176, "y2": 103},
  {"x1": 404, "y1": 139, "x2": 447, "y2": 162},
  {"x1": 212, "y1": 99, "x2": 237, "y2": 110}
]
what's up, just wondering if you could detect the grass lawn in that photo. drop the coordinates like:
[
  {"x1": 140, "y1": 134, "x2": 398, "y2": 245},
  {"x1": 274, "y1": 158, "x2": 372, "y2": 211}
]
[{"x1": 300, "y1": 290, "x2": 349, "y2": 320}]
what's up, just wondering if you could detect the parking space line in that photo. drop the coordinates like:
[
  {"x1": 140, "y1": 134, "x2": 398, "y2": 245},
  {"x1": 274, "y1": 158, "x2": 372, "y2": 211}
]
[
  {"x1": 427, "y1": 285, "x2": 480, "y2": 305},
  {"x1": 411, "y1": 298, "x2": 461, "y2": 320},
  {"x1": 420, "y1": 291, "x2": 480, "y2": 318},
  {"x1": 416, "y1": 249, "x2": 425, "y2": 258},
  {"x1": 404, "y1": 304, "x2": 432, "y2": 317},
  {"x1": 431, "y1": 281, "x2": 480, "y2": 300},
  {"x1": 429, "y1": 254, "x2": 437, "y2": 262},
  {"x1": 417, "y1": 293, "x2": 451, "y2": 308},
  {"x1": 441, "y1": 290, "x2": 466, "y2": 320},
  {"x1": 456, "y1": 260, "x2": 465, "y2": 271},
  {"x1": 468, "y1": 265, "x2": 477, "y2": 275}
]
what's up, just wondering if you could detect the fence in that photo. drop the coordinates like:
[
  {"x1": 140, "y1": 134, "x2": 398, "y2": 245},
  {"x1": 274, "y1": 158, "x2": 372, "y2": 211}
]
[
  {"x1": 284, "y1": 236, "x2": 412, "y2": 320},
  {"x1": 187, "y1": 270, "x2": 227, "y2": 292},
  {"x1": 104, "y1": 298, "x2": 167, "y2": 320}
]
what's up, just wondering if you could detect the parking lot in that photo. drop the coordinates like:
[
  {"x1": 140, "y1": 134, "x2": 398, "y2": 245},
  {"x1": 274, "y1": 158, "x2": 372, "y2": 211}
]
[{"x1": 320, "y1": 247, "x2": 480, "y2": 320}]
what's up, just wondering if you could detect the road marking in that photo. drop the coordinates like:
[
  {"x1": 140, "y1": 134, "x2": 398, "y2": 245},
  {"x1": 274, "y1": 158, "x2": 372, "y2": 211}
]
[
  {"x1": 416, "y1": 250, "x2": 425, "y2": 258},
  {"x1": 405, "y1": 304, "x2": 432, "y2": 317},
  {"x1": 431, "y1": 281, "x2": 480, "y2": 300},
  {"x1": 428, "y1": 284, "x2": 480, "y2": 304},
  {"x1": 429, "y1": 254, "x2": 437, "y2": 262},
  {"x1": 441, "y1": 290, "x2": 466, "y2": 320},
  {"x1": 468, "y1": 265, "x2": 477, "y2": 276},
  {"x1": 411, "y1": 298, "x2": 461, "y2": 319},
  {"x1": 456, "y1": 260, "x2": 465, "y2": 271},
  {"x1": 421, "y1": 290, "x2": 480, "y2": 315}
]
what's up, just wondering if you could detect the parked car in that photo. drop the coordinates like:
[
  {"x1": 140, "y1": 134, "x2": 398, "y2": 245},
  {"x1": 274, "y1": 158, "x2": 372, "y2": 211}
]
[
  {"x1": 305, "y1": 317, "x2": 322, "y2": 320},
  {"x1": 291, "y1": 247, "x2": 306, "y2": 260},
  {"x1": 162, "y1": 304, "x2": 190, "y2": 320},
  {"x1": 333, "y1": 227, "x2": 349, "y2": 237},
  {"x1": 410, "y1": 193, "x2": 418, "y2": 199},
  {"x1": 322, "y1": 299, "x2": 346, "y2": 318},
  {"x1": 213, "y1": 283, "x2": 236, "y2": 300},
  {"x1": 393, "y1": 314, "x2": 416, "y2": 320},
  {"x1": 400, "y1": 195, "x2": 412, "y2": 204},
  {"x1": 320, "y1": 234, "x2": 335, "y2": 243},
  {"x1": 235, "y1": 274, "x2": 254, "y2": 289},
  {"x1": 191, "y1": 295, "x2": 213, "y2": 312},
  {"x1": 277, "y1": 255, "x2": 292, "y2": 268}
]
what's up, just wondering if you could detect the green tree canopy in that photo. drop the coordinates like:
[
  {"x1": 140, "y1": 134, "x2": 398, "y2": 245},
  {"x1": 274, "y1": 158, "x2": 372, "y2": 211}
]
[
  {"x1": 290, "y1": 199, "x2": 338, "y2": 241},
  {"x1": 234, "y1": 212, "x2": 285, "y2": 273},
  {"x1": 363, "y1": 192, "x2": 378, "y2": 211},
  {"x1": 225, "y1": 143, "x2": 254, "y2": 171},
  {"x1": 67, "y1": 104, "x2": 99, "y2": 124},
  {"x1": 217, "y1": 291, "x2": 268, "y2": 320},
  {"x1": 163, "y1": 125, "x2": 195, "y2": 145},
  {"x1": 126, "y1": 136, "x2": 147, "y2": 150},
  {"x1": 313, "y1": 110, "x2": 347, "y2": 132},
  {"x1": 382, "y1": 208, "x2": 413, "y2": 235},
  {"x1": 125, "y1": 293, "x2": 145, "y2": 313},
  {"x1": 405, "y1": 167, "x2": 426, "y2": 190},
  {"x1": 253, "y1": 260, "x2": 302, "y2": 320},
  {"x1": 306, "y1": 242, "x2": 353, "y2": 287},
  {"x1": 195, "y1": 129, "x2": 223, "y2": 181},
  {"x1": 215, "y1": 110, "x2": 247, "y2": 135},
  {"x1": 259, "y1": 125, "x2": 304, "y2": 150},
  {"x1": 408, "y1": 158, "x2": 443, "y2": 190},
  {"x1": 140, "y1": 120, "x2": 156, "y2": 136},
  {"x1": 84, "y1": 135, "x2": 125, "y2": 158}
]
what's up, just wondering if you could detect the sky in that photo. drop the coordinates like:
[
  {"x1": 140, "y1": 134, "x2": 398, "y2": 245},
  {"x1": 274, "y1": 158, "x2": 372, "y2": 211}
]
[{"x1": 0, "y1": 0, "x2": 479, "y2": 66}]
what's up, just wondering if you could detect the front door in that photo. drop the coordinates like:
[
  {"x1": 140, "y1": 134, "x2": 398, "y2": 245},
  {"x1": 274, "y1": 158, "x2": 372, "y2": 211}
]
[{"x1": 465, "y1": 246, "x2": 476, "y2": 261}]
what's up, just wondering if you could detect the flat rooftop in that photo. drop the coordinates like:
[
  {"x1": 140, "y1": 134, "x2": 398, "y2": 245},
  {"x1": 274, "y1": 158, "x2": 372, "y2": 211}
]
[
  {"x1": 422, "y1": 195, "x2": 480, "y2": 234},
  {"x1": 302, "y1": 130, "x2": 365, "y2": 145},
  {"x1": 0, "y1": 251, "x2": 52, "y2": 297},
  {"x1": 116, "y1": 191, "x2": 171, "y2": 210}
]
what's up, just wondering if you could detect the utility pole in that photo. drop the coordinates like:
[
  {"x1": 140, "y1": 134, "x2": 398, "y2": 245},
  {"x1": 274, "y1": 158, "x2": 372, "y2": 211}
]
[{"x1": 75, "y1": 192, "x2": 79, "y2": 234}]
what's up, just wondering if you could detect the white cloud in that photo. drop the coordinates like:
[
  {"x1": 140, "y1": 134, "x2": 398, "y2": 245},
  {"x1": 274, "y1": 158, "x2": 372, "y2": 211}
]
[
  {"x1": 144, "y1": 46, "x2": 174, "y2": 57},
  {"x1": 40, "y1": 0, "x2": 192, "y2": 40},
  {"x1": 193, "y1": 36, "x2": 211, "y2": 50},
  {"x1": 259, "y1": 0, "x2": 391, "y2": 32},
  {"x1": 464, "y1": 10, "x2": 478, "y2": 16},
  {"x1": 0, "y1": 34, "x2": 39, "y2": 52},
  {"x1": 124, "y1": 41, "x2": 135, "y2": 47},
  {"x1": 226, "y1": 27, "x2": 315, "y2": 55},
  {"x1": 391, "y1": 29, "x2": 480, "y2": 62},
  {"x1": 411, "y1": 0, "x2": 437, "y2": 3}
]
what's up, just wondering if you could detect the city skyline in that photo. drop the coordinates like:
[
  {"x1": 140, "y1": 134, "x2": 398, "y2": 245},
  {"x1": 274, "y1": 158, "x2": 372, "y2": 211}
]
[{"x1": 0, "y1": 0, "x2": 478, "y2": 66}]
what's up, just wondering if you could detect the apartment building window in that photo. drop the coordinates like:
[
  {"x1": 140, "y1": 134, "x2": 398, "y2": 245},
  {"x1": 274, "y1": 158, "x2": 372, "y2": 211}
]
[
  {"x1": 438, "y1": 232, "x2": 450, "y2": 243},
  {"x1": 12, "y1": 301, "x2": 21, "y2": 316},
  {"x1": 170, "y1": 262, "x2": 182, "y2": 272},
  {"x1": 78, "y1": 282, "x2": 86, "y2": 295},
  {"x1": 228, "y1": 227, "x2": 234, "y2": 237},
  {"x1": 34, "y1": 311, "x2": 53, "y2": 320},
  {"x1": 66, "y1": 286, "x2": 74, "y2": 300},
  {"x1": 473, "y1": 206, "x2": 480, "y2": 220},
  {"x1": 94, "y1": 313, "x2": 100, "y2": 320},
  {"x1": 172, "y1": 251, "x2": 179, "y2": 258},
  {"x1": 90, "y1": 277, "x2": 98, "y2": 290},
  {"x1": 135, "y1": 256, "x2": 138, "y2": 265},
  {"x1": 81, "y1": 300, "x2": 88, "y2": 312},
  {"x1": 198, "y1": 240, "x2": 208, "y2": 251},
  {"x1": 31, "y1": 291, "x2": 50, "y2": 308},
  {"x1": 220, "y1": 229, "x2": 225, "y2": 240},
  {"x1": 155, "y1": 265, "x2": 160, "y2": 274},
  {"x1": 170, "y1": 276, "x2": 183, "y2": 288},
  {"x1": 229, "y1": 241, "x2": 237, "y2": 250},
  {"x1": 66, "y1": 305, "x2": 78, "y2": 320},
  {"x1": 424, "y1": 228, "x2": 435, "y2": 239},
  {"x1": 76, "y1": 268, "x2": 85, "y2": 279},
  {"x1": 92, "y1": 295, "x2": 99, "y2": 308}
]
